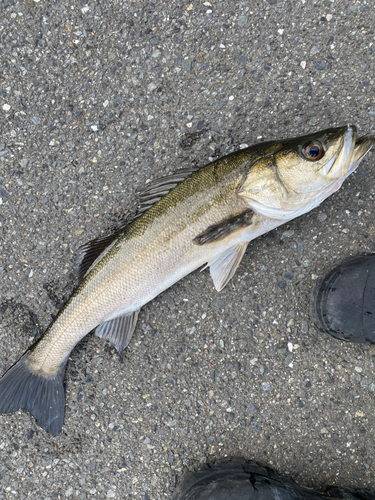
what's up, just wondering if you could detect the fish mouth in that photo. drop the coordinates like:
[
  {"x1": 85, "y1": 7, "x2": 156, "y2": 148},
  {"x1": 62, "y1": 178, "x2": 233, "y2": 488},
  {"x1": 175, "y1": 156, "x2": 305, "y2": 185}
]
[
  {"x1": 349, "y1": 132, "x2": 375, "y2": 175},
  {"x1": 312, "y1": 126, "x2": 373, "y2": 211},
  {"x1": 324, "y1": 125, "x2": 356, "y2": 179},
  {"x1": 318, "y1": 125, "x2": 354, "y2": 178},
  {"x1": 321, "y1": 125, "x2": 375, "y2": 180}
]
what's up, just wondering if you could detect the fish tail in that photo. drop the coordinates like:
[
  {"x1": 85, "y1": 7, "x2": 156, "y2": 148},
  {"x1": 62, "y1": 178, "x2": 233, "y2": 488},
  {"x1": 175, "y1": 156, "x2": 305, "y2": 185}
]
[{"x1": 0, "y1": 355, "x2": 66, "y2": 436}]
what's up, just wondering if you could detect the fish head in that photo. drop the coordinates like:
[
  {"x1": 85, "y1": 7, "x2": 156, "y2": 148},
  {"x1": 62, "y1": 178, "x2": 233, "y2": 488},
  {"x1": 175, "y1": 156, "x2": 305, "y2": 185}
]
[{"x1": 239, "y1": 125, "x2": 375, "y2": 220}]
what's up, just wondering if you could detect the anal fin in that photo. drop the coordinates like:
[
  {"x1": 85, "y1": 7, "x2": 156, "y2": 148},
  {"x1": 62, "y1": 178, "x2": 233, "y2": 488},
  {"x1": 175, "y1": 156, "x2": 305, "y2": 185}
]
[
  {"x1": 95, "y1": 310, "x2": 140, "y2": 353},
  {"x1": 209, "y1": 243, "x2": 248, "y2": 291}
]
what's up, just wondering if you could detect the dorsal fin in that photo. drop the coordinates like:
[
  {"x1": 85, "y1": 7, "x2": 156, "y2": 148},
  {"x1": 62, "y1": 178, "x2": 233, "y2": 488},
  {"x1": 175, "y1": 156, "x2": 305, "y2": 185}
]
[
  {"x1": 74, "y1": 166, "x2": 200, "y2": 282},
  {"x1": 136, "y1": 166, "x2": 200, "y2": 215},
  {"x1": 73, "y1": 232, "x2": 120, "y2": 284}
]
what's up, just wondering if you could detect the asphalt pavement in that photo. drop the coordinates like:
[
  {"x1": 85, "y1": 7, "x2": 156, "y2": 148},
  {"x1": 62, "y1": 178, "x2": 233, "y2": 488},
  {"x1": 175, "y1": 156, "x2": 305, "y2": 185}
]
[{"x1": 0, "y1": 0, "x2": 375, "y2": 498}]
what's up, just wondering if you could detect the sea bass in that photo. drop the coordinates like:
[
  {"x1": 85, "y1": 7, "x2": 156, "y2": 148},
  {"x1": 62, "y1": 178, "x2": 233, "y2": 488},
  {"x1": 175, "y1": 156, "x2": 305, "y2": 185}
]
[{"x1": 0, "y1": 125, "x2": 373, "y2": 435}]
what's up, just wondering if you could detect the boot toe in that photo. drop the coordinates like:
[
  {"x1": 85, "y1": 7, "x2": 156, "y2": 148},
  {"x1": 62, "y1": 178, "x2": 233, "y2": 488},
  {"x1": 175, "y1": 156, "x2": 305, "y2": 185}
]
[{"x1": 313, "y1": 254, "x2": 375, "y2": 343}]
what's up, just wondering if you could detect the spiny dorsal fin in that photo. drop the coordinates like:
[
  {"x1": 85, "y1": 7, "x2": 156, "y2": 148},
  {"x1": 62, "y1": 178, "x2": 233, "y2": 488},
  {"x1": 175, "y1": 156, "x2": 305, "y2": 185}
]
[
  {"x1": 73, "y1": 233, "x2": 120, "y2": 284},
  {"x1": 95, "y1": 310, "x2": 140, "y2": 353},
  {"x1": 193, "y1": 210, "x2": 254, "y2": 245},
  {"x1": 136, "y1": 166, "x2": 200, "y2": 215},
  {"x1": 209, "y1": 243, "x2": 248, "y2": 291}
]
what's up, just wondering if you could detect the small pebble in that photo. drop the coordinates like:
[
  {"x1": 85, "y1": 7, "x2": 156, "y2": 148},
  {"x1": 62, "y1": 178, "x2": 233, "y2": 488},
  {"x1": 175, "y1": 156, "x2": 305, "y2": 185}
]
[
  {"x1": 317, "y1": 212, "x2": 327, "y2": 222},
  {"x1": 360, "y1": 378, "x2": 371, "y2": 387},
  {"x1": 184, "y1": 60, "x2": 192, "y2": 72},
  {"x1": 315, "y1": 60, "x2": 326, "y2": 70},
  {"x1": 248, "y1": 402, "x2": 259, "y2": 414},
  {"x1": 285, "y1": 353, "x2": 293, "y2": 365},
  {"x1": 282, "y1": 229, "x2": 294, "y2": 238},
  {"x1": 238, "y1": 15, "x2": 248, "y2": 26}
]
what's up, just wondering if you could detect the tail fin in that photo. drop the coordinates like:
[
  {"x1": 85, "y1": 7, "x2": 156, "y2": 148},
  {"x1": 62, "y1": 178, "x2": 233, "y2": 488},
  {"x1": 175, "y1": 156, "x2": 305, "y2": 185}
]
[{"x1": 0, "y1": 355, "x2": 66, "y2": 436}]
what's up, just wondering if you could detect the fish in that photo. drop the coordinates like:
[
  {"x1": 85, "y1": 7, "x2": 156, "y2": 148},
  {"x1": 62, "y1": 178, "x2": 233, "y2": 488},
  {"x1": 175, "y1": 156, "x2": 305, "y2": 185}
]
[{"x1": 0, "y1": 125, "x2": 373, "y2": 436}]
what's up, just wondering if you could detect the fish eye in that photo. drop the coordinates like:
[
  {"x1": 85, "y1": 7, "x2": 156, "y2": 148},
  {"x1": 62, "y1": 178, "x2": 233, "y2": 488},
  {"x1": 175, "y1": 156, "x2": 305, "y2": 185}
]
[{"x1": 302, "y1": 141, "x2": 324, "y2": 161}]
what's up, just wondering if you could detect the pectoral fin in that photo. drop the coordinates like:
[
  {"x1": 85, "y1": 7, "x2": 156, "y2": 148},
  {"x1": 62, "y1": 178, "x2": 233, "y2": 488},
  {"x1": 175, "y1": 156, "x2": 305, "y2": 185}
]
[
  {"x1": 95, "y1": 310, "x2": 140, "y2": 353},
  {"x1": 209, "y1": 243, "x2": 248, "y2": 291},
  {"x1": 193, "y1": 210, "x2": 253, "y2": 245}
]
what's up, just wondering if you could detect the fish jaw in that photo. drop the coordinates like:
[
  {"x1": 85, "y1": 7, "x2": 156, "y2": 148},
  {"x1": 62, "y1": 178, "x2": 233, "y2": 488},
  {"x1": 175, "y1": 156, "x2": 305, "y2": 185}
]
[
  {"x1": 348, "y1": 132, "x2": 375, "y2": 176},
  {"x1": 320, "y1": 125, "x2": 356, "y2": 179},
  {"x1": 316, "y1": 131, "x2": 375, "y2": 203}
]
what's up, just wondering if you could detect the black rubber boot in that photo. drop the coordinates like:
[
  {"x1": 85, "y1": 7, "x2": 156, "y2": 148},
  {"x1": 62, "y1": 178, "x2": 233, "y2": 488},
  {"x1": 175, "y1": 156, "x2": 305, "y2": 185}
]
[
  {"x1": 171, "y1": 460, "x2": 375, "y2": 500},
  {"x1": 312, "y1": 254, "x2": 375, "y2": 343}
]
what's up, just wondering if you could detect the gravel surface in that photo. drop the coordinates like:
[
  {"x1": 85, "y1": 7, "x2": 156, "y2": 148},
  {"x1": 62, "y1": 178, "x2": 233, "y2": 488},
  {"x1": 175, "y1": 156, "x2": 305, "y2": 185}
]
[{"x1": 1, "y1": 0, "x2": 375, "y2": 498}]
